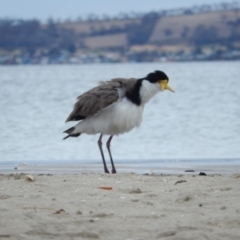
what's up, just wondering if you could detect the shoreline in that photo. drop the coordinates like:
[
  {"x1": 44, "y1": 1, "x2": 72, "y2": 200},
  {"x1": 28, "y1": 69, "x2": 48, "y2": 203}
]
[{"x1": 1, "y1": 161, "x2": 240, "y2": 175}]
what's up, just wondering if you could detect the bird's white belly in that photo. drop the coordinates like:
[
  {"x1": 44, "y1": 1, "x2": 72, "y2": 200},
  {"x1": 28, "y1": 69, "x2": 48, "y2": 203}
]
[{"x1": 75, "y1": 98, "x2": 144, "y2": 135}]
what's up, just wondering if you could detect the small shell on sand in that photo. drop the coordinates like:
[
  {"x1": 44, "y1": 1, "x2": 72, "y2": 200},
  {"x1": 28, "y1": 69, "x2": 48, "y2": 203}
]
[{"x1": 25, "y1": 175, "x2": 34, "y2": 182}]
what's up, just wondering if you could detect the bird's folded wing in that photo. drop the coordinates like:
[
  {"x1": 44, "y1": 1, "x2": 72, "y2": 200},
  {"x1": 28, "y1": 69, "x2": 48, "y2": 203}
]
[{"x1": 65, "y1": 82, "x2": 121, "y2": 122}]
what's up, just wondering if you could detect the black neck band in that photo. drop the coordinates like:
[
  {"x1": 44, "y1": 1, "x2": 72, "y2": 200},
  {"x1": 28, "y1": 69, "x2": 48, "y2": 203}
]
[{"x1": 125, "y1": 79, "x2": 143, "y2": 106}]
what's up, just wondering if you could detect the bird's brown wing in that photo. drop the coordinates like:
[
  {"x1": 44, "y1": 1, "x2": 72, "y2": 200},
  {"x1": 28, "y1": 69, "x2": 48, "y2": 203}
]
[{"x1": 65, "y1": 80, "x2": 122, "y2": 122}]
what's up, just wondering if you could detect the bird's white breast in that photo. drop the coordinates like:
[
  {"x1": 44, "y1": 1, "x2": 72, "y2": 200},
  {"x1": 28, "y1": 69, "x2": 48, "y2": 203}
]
[{"x1": 75, "y1": 98, "x2": 144, "y2": 135}]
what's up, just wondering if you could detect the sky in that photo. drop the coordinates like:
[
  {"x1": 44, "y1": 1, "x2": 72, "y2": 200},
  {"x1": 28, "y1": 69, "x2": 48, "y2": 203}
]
[{"x1": 0, "y1": 0, "x2": 237, "y2": 21}]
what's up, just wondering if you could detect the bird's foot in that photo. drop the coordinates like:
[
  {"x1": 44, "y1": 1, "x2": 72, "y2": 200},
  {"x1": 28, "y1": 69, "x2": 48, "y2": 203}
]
[
  {"x1": 112, "y1": 169, "x2": 117, "y2": 174},
  {"x1": 104, "y1": 168, "x2": 110, "y2": 174}
]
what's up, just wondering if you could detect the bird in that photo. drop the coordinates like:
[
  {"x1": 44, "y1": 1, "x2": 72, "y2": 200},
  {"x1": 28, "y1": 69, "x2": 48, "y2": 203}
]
[{"x1": 63, "y1": 70, "x2": 174, "y2": 174}]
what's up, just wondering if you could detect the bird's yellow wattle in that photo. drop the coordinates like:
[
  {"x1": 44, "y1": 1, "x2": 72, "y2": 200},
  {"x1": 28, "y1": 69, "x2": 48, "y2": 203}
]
[{"x1": 160, "y1": 80, "x2": 175, "y2": 93}]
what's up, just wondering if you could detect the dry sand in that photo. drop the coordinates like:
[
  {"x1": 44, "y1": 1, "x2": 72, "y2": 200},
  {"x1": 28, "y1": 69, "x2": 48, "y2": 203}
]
[{"x1": 1, "y1": 172, "x2": 240, "y2": 240}]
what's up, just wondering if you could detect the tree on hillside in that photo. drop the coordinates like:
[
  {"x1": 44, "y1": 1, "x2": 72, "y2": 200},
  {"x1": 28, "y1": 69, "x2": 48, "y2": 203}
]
[
  {"x1": 227, "y1": 18, "x2": 240, "y2": 41},
  {"x1": 191, "y1": 24, "x2": 220, "y2": 45},
  {"x1": 0, "y1": 19, "x2": 77, "y2": 53},
  {"x1": 127, "y1": 12, "x2": 160, "y2": 45}
]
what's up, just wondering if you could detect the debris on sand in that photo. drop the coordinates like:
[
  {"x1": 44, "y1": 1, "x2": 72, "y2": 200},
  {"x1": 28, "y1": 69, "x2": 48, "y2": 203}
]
[
  {"x1": 98, "y1": 186, "x2": 112, "y2": 190},
  {"x1": 53, "y1": 209, "x2": 65, "y2": 214},
  {"x1": 174, "y1": 180, "x2": 187, "y2": 185}
]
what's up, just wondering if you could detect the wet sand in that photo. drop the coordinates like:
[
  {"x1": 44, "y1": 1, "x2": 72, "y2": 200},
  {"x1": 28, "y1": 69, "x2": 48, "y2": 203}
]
[{"x1": 1, "y1": 172, "x2": 240, "y2": 240}]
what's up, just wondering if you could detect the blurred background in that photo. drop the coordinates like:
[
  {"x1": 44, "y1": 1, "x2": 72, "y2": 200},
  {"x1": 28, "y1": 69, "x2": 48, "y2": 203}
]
[
  {"x1": 1, "y1": 0, "x2": 240, "y2": 63},
  {"x1": 0, "y1": 0, "x2": 239, "y2": 164}
]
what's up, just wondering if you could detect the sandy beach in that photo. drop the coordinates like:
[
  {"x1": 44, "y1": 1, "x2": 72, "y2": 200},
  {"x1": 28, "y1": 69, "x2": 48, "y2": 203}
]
[{"x1": 1, "y1": 172, "x2": 240, "y2": 240}]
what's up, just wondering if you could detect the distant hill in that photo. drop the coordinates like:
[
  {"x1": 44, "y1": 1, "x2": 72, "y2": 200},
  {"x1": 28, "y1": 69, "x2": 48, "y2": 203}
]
[
  {"x1": 149, "y1": 9, "x2": 240, "y2": 46},
  {"x1": 0, "y1": 2, "x2": 240, "y2": 63},
  {"x1": 59, "y1": 9, "x2": 240, "y2": 51}
]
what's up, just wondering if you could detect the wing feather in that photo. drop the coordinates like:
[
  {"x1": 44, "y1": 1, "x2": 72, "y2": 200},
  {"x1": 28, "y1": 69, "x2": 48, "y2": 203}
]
[{"x1": 65, "y1": 80, "x2": 123, "y2": 122}]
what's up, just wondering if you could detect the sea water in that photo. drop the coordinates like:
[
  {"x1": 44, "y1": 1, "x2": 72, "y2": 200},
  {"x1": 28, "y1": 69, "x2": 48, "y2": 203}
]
[{"x1": 0, "y1": 62, "x2": 239, "y2": 168}]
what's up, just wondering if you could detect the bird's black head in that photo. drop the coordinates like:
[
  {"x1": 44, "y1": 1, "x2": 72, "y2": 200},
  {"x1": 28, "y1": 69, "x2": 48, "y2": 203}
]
[
  {"x1": 145, "y1": 70, "x2": 169, "y2": 83},
  {"x1": 126, "y1": 69, "x2": 174, "y2": 106},
  {"x1": 144, "y1": 70, "x2": 174, "y2": 93}
]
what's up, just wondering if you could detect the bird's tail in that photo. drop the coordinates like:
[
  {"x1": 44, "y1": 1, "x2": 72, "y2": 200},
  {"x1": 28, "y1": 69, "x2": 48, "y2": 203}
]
[{"x1": 63, "y1": 127, "x2": 81, "y2": 140}]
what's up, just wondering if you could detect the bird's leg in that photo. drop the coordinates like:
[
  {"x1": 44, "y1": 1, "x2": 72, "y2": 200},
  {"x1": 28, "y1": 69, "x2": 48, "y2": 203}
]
[
  {"x1": 106, "y1": 135, "x2": 117, "y2": 174},
  {"x1": 98, "y1": 134, "x2": 109, "y2": 173}
]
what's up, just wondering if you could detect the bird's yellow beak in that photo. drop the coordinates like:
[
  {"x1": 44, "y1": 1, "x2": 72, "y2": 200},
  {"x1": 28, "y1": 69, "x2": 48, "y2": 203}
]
[{"x1": 160, "y1": 80, "x2": 175, "y2": 93}]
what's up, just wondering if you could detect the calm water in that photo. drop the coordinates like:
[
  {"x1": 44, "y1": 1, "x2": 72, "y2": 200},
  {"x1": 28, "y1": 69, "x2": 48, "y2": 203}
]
[{"x1": 0, "y1": 62, "x2": 239, "y2": 164}]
